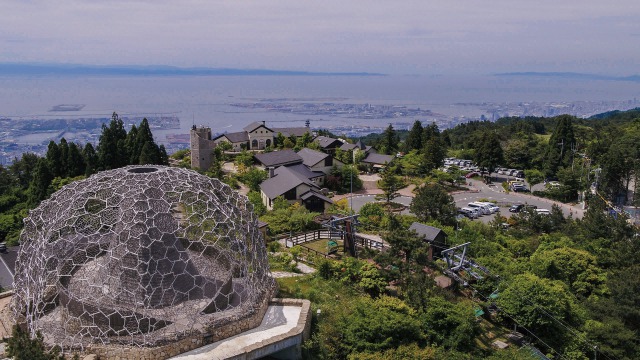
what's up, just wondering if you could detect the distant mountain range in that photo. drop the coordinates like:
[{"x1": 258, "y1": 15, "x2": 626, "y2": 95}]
[
  {"x1": 0, "y1": 63, "x2": 385, "y2": 77},
  {"x1": 495, "y1": 72, "x2": 640, "y2": 82}
]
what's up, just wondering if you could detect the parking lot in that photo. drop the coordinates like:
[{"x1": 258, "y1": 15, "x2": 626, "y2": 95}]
[{"x1": 343, "y1": 175, "x2": 584, "y2": 224}]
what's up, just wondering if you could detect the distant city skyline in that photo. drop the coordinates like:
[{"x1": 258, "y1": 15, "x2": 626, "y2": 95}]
[{"x1": 1, "y1": 1, "x2": 640, "y2": 75}]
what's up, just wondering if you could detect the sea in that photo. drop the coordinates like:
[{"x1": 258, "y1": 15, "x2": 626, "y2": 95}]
[{"x1": 1, "y1": 74, "x2": 639, "y2": 153}]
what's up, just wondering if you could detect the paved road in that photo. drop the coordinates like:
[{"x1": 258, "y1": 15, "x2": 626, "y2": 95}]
[{"x1": 341, "y1": 178, "x2": 585, "y2": 224}]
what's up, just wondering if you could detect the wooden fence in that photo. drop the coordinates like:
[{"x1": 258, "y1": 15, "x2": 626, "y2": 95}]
[{"x1": 277, "y1": 229, "x2": 384, "y2": 251}]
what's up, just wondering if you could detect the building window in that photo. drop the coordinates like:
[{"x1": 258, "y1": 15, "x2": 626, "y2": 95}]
[
  {"x1": 251, "y1": 139, "x2": 258, "y2": 149},
  {"x1": 266, "y1": 139, "x2": 271, "y2": 147}
]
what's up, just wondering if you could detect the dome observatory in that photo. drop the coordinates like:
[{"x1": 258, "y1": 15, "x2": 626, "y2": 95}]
[{"x1": 12, "y1": 166, "x2": 276, "y2": 353}]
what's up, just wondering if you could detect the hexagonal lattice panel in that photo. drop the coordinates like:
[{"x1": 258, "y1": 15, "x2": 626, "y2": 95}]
[{"x1": 12, "y1": 165, "x2": 275, "y2": 349}]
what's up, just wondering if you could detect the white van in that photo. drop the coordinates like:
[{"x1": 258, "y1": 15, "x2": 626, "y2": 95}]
[
  {"x1": 535, "y1": 208, "x2": 551, "y2": 215},
  {"x1": 468, "y1": 202, "x2": 490, "y2": 215},
  {"x1": 477, "y1": 202, "x2": 499, "y2": 213}
]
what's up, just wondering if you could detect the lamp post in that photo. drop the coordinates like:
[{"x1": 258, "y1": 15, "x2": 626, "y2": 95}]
[{"x1": 350, "y1": 150, "x2": 355, "y2": 213}]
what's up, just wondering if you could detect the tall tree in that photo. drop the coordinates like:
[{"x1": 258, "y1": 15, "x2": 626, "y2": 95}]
[
  {"x1": 10, "y1": 153, "x2": 39, "y2": 187},
  {"x1": 403, "y1": 120, "x2": 423, "y2": 152},
  {"x1": 497, "y1": 273, "x2": 582, "y2": 350},
  {"x1": 66, "y1": 142, "x2": 85, "y2": 177},
  {"x1": 410, "y1": 183, "x2": 456, "y2": 225},
  {"x1": 377, "y1": 165, "x2": 403, "y2": 203},
  {"x1": 420, "y1": 137, "x2": 446, "y2": 175},
  {"x1": 544, "y1": 115, "x2": 576, "y2": 177},
  {"x1": 420, "y1": 123, "x2": 446, "y2": 175},
  {"x1": 58, "y1": 138, "x2": 69, "y2": 177},
  {"x1": 138, "y1": 142, "x2": 159, "y2": 165},
  {"x1": 135, "y1": 118, "x2": 162, "y2": 165},
  {"x1": 97, "y1": 112, "x2": 128, "y2": 170},
  {"x1": 159, "y1": 144, "x2": 169, "y2": 165},
  {"x1": 474, "y1": 131, "x2": 504, "y2": 175},
  {"x1": 28, "y1": 158, "x2": 53, "y2": 206},
  {"x1": 82, "y1": 143, "x2": 98, "y2": 176},
  {"x1": 378, "y1": 124, "x2": 399, "y2": 155},
  {"x1": 45, "y1": 141, "x2": 62, "y2": 178},
  {"x1": 125, "y1": 124, "x2": 139, "y2": 163}
]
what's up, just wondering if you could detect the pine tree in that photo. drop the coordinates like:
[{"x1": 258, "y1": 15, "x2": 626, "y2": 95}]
[
  {"x1": 159, "y1": 145, "x2": 169, "y2": 165},
  {"x1": 379, "y1": 124, "x2": 399, "y2": 155},
  {"x1": 45, "y1": 141, "x2": 62, "y2": 178},
  {"x1": 403, "y1": 120, "x2": 423, "y2": 152},
  {"x1": 138, "y1": 142, "x2": 159, "y2": 165},
  {"x1": 58, "y1": 138, "x2": 69, "y2": 177},
  {"x1": 82, "y1": 143, "x2": 98, "y2": 176},
  {"x1": 97, "y1": 112, "x2": 128, "y2": 170},
  {"x1": 422, "y1": 122, "x2": 440, "y2": 148},
  {"x1": 544, "y1": 115, "x2": 576, "y2": 177},
  {"x1": 6, "y1": 325, "x2": 66, "y2": 360},
  {"x1": 474, "y1": 131, "x2": 504, "y2": 174},
  {"x1": 28, "y1": 159, "x2": 53, "y2": 206},
  {"x1": 135, "y1": 118, "x2": 161, "y2": 165},
  {"x1": 410, "y1": 183, "x2": 457, "y2": 225},
  {"x1": 66, "y1": 142, "x2": 85, "y2": 177},
  {"x1": 377, "y1": 165, "x2": 403, "y2": 203},
  {"x1": 419, "y1": 123, "x2": 446, "y2": 175},
  {"x1": 125, "y1": 124, "x2": 139, "y2": 164}
]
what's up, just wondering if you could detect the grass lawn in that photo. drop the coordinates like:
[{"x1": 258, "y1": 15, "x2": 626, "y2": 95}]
[{"x1": 301, "y1": 238, "x2": 344, "y2": 257}]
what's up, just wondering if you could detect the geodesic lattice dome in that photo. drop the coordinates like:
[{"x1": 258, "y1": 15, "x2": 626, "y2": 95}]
[{"x1": 12, "y1": 165, "x2": 275, "y2": 349}]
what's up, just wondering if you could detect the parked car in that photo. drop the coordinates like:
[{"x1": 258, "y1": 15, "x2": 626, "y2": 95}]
[
  {"x1": 478, "y1": 202, "x2": 500, "y2": 213},
  {"x1": 509, "y1": 204, "x2": 524, "y2": 213},
  {"x1": 461, "y1": 207, "x2": 479, "y2": 219},
  {"x1": 465, "y1": 171, "x2": 481, "y2": 178},
  {"x1": 535, "y1": 208, "x2": 551, "y2": 215}
]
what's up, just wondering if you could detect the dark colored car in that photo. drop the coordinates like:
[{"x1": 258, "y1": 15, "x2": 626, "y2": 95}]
[{"x1": 509, "y1": 204, "x2": 524, "y2": 213}]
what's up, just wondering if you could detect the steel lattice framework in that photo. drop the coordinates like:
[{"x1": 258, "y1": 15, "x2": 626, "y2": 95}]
[{"x1": 12, "y1": 165, "x2": 275, "y2": 349}]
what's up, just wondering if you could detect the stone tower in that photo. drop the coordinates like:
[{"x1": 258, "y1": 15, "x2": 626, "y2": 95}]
[{"x1": 190, "y1": 125, "x2": 216, "y2": 170}]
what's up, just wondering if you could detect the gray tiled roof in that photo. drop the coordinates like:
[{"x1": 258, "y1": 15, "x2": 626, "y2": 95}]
[
  {"x1": 409, "y1": 222, "x2": 446, "y2": 242},
  {"x1": 297, "y1": 148, "x2": 329, "y2": 167},
  {"x1": 273, "y1": 127, "x2": 310, "y2": 137},
  {"x1": 254, "y1": 149, "x2": 303, "y2": 167},
  {"x1": 278, "y1": 164, "x2": 324, "y2": 180},
  {"x1": 340, "y1": 140, "x2": 373, "y2": 152},
  {"x1": 244, "y1": 122, "x2": 272, "y2": 132},
  {"x1": 314, "y1": 136, "x2": 343, "y2": 149},
  {"x1": 260, "y1": 166, "x2": 319, "y2": 199},
  {"x1": 213, "y1": 131, "x2": 249, "y2": 143},
  {"x1": 362, "y1": 153, "x2": 394, "y2": 165},
  {"x1": 300, "y1": 190, "x2": 333, "y2": 204}
]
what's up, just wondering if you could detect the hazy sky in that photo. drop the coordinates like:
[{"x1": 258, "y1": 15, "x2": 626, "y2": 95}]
[{"x1": 2, "y1": 1, "x2": 639, "y2": 75}]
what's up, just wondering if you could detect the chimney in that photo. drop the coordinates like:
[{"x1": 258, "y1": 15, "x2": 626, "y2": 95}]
[
  {"x1": 262, "y1": 120, "x2": 266, "y2": 126},
  {"x1": 268, "y1": 167, "x2": 275, "y2": 178}
]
